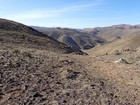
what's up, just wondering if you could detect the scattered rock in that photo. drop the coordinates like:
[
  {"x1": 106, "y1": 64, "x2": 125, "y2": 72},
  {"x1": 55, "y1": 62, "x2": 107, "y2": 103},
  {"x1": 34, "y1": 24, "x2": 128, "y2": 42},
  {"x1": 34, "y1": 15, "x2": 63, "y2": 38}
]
[
  {"x1": 114, "y1": 58, "x2": 134, "y2": 64},
  {"x1": 66, "y1": 70, "x2": 80, "y2": 80}
]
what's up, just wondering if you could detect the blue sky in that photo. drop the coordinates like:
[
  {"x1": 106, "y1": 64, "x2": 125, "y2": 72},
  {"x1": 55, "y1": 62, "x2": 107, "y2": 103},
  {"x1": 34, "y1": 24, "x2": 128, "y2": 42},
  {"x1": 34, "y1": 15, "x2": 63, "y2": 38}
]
[{"x1": 0, "y1": 0, "x2": 140, "y2": 28}]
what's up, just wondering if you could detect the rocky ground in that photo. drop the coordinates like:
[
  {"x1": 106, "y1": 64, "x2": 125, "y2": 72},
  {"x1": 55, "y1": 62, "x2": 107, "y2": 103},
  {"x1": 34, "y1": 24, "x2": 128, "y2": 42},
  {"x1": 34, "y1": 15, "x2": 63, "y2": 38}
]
[{"x1": 0, "y1": 45, "x2": 140, "y2": 105}]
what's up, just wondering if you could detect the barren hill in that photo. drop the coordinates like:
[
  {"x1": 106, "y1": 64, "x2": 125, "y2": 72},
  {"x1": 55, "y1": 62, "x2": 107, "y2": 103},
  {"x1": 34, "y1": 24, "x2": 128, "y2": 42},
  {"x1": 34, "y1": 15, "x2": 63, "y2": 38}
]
[
  {"x1": 86, "y1": 34, "x2": 140, "y2": 56},
  {"x1": 83, "y1": 24, "x2": 140, "y2": 42},
  {"x1": 0, "y1": 18, "x2": 82, "y2": 54},
  {"x1": 33, "y1": 24, "x2": 140, "y2": 51},
  {"x1": 1, "y1": 19, "x2": 140, "y2": 105},
  {"x1": 32, "y1": 26, "x2": 105, "y2": 50}
]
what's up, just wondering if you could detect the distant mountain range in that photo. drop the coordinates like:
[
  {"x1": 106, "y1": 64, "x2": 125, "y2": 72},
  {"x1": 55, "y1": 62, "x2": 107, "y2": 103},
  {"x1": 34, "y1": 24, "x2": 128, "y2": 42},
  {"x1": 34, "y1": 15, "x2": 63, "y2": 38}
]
[
  {"x1": 32, "y1": 26, "x2": 105, "y2": 50},
  {"x1": 32, "y1": 24, "x2": 140, "y2": 50},
  {"x1": 83, "y1": 24, "x2": 140, "y2": 41}
]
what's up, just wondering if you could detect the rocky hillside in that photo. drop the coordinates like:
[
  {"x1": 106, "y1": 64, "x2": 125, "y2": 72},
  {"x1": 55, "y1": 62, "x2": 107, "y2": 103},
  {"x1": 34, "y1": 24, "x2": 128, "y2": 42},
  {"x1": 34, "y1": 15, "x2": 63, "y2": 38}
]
[
  {"x1": 0, "y1": 18, "x2": 83, "y2": 54},
  {"x1": 1, "y1": 45, "x2": 140, "y2": 105},
  {"x1": 32, "y1": 26, "x2": 105, "y2": 50}
]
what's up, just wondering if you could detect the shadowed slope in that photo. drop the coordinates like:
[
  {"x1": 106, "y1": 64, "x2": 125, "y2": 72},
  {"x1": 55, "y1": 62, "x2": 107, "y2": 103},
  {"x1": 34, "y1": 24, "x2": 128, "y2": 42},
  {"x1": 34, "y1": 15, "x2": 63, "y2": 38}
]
[
  {"x1": 32, "y1": 26, "x2": 105, "y2": 50},
  {"x1": 0, "y1": 18, "x2": 83, "y2": 54}
]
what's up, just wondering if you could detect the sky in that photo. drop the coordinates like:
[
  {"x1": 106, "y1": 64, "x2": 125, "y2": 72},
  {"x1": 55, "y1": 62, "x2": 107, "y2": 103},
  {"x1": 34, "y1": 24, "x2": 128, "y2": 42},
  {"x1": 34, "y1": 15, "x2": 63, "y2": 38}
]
[{"x1": 0, "y1": 0, "x2": 140, "y2": 28}]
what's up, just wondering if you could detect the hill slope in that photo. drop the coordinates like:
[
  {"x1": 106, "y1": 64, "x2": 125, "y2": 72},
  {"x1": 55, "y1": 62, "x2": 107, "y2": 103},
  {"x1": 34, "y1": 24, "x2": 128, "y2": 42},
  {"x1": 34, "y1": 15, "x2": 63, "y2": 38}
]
[
  {"x1": 0, "y1": 18, "x2": 82, "y2": 54},
  {"x1": 1, "y1": 44, "x2": 140, "y2": 105},
  {"x1": 83, "y1": 24, "x2": 140, "y2": 42},
  {"x1": 32, "y1": 26, "x2": 105, "y2": 50},
  {"x1": 86, "y1": 34, "x2": 140, "y2": 56}
]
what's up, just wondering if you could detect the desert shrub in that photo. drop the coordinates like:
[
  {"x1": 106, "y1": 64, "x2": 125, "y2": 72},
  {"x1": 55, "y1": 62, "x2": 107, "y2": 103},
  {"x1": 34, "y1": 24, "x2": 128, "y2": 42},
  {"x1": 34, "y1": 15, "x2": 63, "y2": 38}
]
[
  {"x1": 113, "y1": 50, "x2": 121, "y2": 55},
  {"x1": 13, "y1": 49, "x2": 20, "y2": 54},
  {"x1": 22, "y1": 51, "x2": 32, "y2": 58}
]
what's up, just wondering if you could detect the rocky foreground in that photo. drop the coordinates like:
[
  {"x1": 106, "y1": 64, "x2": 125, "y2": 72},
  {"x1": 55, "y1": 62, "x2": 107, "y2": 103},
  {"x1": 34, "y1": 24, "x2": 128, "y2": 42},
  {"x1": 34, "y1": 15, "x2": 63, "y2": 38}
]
[{"x1": 0, "y1": 46, "x2": 140, "y2": 105}]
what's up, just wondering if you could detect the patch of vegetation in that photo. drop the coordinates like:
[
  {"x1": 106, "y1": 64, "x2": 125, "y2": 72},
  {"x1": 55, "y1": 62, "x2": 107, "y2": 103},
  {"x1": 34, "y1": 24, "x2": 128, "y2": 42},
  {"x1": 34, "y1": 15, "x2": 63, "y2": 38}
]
[
  {"x1": 22, "y1": 51, "x2": 32, "y2": 58},
  {"x1": 13, "y1": 49, "x2": 20, "y2": 54}
]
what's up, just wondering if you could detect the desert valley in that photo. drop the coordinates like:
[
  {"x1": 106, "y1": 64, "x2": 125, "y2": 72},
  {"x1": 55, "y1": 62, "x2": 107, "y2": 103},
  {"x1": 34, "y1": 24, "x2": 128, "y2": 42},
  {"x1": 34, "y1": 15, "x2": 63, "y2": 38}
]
[{"x1": 0, "y1": 18, "x2": 140, "y2": 105}]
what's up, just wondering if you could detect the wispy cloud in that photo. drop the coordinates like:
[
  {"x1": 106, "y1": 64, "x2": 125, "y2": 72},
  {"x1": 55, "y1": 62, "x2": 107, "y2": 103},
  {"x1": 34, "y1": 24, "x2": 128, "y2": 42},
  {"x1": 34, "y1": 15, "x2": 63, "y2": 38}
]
[
  {"x1": 91, "y1": 16, "x2": 132, "y2": 21},
  {"x1": 7, "y1": 2, "x2": 101, "y2": 21}
]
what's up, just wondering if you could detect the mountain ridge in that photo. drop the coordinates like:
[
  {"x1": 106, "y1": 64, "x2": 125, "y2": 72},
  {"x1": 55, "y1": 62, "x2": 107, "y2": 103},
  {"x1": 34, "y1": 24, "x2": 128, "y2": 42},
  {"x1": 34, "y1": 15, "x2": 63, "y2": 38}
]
[
  {"x1": 32, "y1": 26, "x2": 106, "y2": 50},
  {"x1": 0, "y1": 18, "x2": 83, "y2": 54},
  {"x1": 83, "y1": 24, "x2": 140, "y2": 41},
  {"x1": 32, "y1": 24, "x2": 140, "y2": 50}
]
